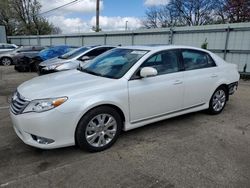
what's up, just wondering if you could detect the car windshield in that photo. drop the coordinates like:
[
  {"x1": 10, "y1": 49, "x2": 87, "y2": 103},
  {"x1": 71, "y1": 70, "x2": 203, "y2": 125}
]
[
  {"x1": 59, "y1": 47, "x2": 90, "y2": 59},
  {"x1": 79, "y1": 48, "x2": 148, "y2": 79}
]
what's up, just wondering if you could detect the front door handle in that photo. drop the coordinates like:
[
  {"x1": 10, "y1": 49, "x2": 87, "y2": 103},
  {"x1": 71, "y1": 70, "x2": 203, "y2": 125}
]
[{"x1": 173, "y1": 80, "x2": 183, "y2": 85}]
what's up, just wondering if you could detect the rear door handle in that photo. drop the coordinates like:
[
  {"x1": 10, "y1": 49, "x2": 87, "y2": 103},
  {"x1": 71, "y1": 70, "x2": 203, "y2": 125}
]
[
  {"x1": 211, "y1": 74, "x2": 218, "y2": 78},
  {"x1": 173, "y1": 80, "x2": 183, "y2": 85}
]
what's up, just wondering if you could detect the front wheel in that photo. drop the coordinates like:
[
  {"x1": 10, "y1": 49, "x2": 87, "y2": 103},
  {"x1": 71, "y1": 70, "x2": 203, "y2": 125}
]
[
  {"x1": 75, "y1": 106, "x2": 122, "y2": 152},
  {"x1": 208, "y1": 86, "x2": 227, "y2": 115}
]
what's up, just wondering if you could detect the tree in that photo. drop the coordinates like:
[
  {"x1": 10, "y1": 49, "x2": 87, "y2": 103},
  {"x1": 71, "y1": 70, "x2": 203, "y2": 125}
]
[
  {"x1": 51, "y1": 26, "x2": 62, "y2": 35},
  {"x1": 224, "y1": 0, "x2": 250, "y2": 23},
  {"x1": 167, "y1": 0, "x2": 216, "y2": 26},
  {"x1": 213, "y1": 0, "x2": 228, "y2": 24},
  {"x1": 11, "y1": 0, "x2": 59, "y2": 35},
  {"x1": 143, "y1": 0, "x2": 250, "y2": 28},
  {"x1": 142, "y1": 6, "x2": 178, "y2": 28},
  {"x1": 143, "y1": 0, "x2": 217, "y2": 28},
  {"x1": 0, "y1": 0, "x2": 61, "y2": 35},
  {"x1": 212, "y1": 0, "x2": 250, "y2": 24},
  {"x1": 0, "y1": 0, "x2": 16, "y2": 35},
  {"x1": 143, "y1": 7, "x2": 159, "y2": 28}
]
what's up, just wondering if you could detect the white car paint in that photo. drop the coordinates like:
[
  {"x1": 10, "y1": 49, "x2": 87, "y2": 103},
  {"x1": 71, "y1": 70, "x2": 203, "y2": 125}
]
[{"x1": 9, "y1": 45, "x2": 240, "y2": 149}]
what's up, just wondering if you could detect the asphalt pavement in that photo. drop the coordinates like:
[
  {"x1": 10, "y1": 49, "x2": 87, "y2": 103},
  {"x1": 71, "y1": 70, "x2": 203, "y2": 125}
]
[{"x1": 0, "y1": 66, "x2": 250, "y2": 188}]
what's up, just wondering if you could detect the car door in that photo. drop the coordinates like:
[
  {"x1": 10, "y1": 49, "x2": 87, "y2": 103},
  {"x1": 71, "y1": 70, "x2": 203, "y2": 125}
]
[
  {"x1": 181, "y1": 49, "x2": 219, "y2": 108},
  {"x1": 128, "y1": 50, "x2": 184, "y2": 123}
]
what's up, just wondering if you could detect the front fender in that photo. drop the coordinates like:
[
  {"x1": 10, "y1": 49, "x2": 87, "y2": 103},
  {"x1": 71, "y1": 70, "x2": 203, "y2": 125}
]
[{"x1": 76, "y1": 97, "x2": 129, "y2": 124}]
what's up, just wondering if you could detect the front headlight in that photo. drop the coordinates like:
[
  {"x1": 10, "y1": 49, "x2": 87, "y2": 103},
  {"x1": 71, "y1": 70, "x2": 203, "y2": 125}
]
[
  {"x1": 45, "y1": 63, "x2": 63, "y2": 70},
  {"x1": 23, "y1": 97, "x2": 68, "y2": 113}
]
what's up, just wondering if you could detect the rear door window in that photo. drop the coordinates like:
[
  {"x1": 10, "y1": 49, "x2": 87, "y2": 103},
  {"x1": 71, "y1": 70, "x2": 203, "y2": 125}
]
[
  {"x1": 181, "y1": 50, "x2": 216, "y2": 70},
  {"x1": 4, "y1": 44, "x2": 16, "y2": 49}
]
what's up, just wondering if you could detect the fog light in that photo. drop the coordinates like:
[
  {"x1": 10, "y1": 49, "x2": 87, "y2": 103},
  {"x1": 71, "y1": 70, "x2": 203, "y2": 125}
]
[{"x1": 31, "y1": 135, "x2": 54, "y2": 145}]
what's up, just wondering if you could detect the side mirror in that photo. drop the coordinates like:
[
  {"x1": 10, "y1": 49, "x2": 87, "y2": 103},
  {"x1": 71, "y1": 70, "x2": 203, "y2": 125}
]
[
  {"x1": 81, "y1": 56, "x2": 90, "y2": 61},
  {"x1": 140, "y1": 67, "x2": 158, "y2": 78}
]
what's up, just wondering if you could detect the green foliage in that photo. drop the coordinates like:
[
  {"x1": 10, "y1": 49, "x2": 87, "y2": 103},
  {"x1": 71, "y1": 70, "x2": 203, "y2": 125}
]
[
  {"x1": 201, "y1": 38, "x2": 208, "y2": 49},
  {"x1": 0, "y1": 0, "x2": 61, "y2": 36}
]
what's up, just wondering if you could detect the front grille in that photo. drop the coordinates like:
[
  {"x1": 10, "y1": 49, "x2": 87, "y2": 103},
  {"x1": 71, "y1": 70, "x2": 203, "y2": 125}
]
[{"x1": 10, "y1": 92, "x2": 30, "y2": 115}]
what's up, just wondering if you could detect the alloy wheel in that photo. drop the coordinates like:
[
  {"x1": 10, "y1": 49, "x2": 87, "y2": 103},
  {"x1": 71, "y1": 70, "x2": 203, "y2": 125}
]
[
  {"x1": 212, "y1": 89, "x2": 226, "y2": 112},
  {"x1": 85, "y1": 114, "x2": 117, "y2": 148},
  {"x1": 2, "y1": 58, "x2": 12, "y2": 66}
]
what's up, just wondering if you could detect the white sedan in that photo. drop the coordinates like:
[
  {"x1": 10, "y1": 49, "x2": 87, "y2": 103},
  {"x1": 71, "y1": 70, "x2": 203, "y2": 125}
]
[{"x1": 10, "y1": 46, "x2": 240, "y2": 152}]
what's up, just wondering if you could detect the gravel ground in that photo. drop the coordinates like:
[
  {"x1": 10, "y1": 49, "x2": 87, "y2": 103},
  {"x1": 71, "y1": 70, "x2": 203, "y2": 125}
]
[{"x1": 0, "y1": 66, "x2": 250, "y2": 188}]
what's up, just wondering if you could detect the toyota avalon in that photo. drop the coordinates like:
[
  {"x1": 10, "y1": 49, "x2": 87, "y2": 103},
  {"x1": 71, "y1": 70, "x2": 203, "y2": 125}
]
[{"x1": 10, "y1": 46, "x2": 240, "y2": 152}]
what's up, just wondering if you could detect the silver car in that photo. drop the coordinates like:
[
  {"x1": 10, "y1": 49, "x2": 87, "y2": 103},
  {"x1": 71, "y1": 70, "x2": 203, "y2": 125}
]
[
  {"x1": 0, "y1": 43, "x2": 18, "y2": 54},
  {"x1": 38, "y1": 45, "x2": 115, "y2": 75},
  {"x1": 0, "y1": 46, "x2": 44, "y2": 66}
]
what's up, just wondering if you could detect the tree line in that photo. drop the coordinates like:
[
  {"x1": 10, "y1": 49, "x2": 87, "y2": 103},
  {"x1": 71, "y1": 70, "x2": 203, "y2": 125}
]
[
  {"x1": 0, "y1": 0, "x2": 61, "y2": 36},
  {"x1": 1, "y1": 0, "x2": 249, "y2": 36},
  {"x1": 143, "y1": 0, "x2": 250, "y2": 28}
]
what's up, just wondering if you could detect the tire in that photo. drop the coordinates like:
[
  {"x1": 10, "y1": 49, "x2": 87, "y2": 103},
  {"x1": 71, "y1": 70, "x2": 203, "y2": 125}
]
[
  {"x1": 208, "y1": 86, "x2": 228, "y2": 115},
  {"x1": 1, "y1": 57, "x2": 12, "y2": 66},
  {"x1": 75, "y1": 106, "x2": 122, "y2": 152}
]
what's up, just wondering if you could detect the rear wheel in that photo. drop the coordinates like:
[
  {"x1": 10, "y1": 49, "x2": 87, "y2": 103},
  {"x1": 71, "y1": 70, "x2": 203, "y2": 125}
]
[
  {"x1": 208, "y1": 86, "x2": 227, "y2": 115},
  {"x1": 75, "y1": 106, "x2": 122, "y2": 152},
  {"x1": 1, "y1": 57, "x2": 12, "y2": 66}
]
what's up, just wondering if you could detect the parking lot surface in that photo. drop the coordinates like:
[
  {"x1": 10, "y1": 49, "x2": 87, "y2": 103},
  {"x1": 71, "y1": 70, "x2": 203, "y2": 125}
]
[{"x1": 0, "y1": 66, "x2": 250, "y2": 188}]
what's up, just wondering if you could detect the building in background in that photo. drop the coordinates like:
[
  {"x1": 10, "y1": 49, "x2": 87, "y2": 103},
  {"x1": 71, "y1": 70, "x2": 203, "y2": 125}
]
[{"x1": 0, "y1": 25, "x2": 7, "y2": 43}]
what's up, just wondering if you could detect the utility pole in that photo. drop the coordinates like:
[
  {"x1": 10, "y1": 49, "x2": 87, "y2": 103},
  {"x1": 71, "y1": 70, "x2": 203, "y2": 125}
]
[
  {"x1": 96, "y1": 0, "x2": 100, "y2": 32},
  {"x1": 125, "y1": 21, "x2": 128, "y2": 31}
]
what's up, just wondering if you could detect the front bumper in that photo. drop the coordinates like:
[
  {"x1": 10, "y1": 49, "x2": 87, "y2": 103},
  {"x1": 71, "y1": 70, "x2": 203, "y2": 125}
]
[{"x1": 10, "y1": 109, "x2": 78, "y2": 149}]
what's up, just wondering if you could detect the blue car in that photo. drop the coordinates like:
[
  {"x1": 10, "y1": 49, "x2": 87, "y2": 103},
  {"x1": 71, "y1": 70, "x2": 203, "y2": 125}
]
[{"x1": 39, "y1": 45, "x2": 78, "y2": 61}]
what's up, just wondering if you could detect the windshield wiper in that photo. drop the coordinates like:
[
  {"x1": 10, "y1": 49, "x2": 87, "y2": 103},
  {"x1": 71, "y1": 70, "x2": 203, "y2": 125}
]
[{"x1": 79, "y1": 68, "x2": 102, "y2": 77}]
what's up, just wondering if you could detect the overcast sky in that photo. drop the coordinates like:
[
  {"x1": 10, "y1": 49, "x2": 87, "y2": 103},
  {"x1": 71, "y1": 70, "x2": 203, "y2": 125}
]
[{"x1": 39, "y1": 0, "x2": 169, "y2": 33}]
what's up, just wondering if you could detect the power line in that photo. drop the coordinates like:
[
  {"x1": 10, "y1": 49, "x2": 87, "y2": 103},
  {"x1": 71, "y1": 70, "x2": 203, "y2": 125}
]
[{"x1": 39, "y1": 0, "x2": 80, "y2": 15}]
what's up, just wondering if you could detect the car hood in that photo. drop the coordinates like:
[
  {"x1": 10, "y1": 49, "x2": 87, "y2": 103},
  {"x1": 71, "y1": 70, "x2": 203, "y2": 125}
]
[
  {"x1": 39, "y1": 57, "x2": 72, "y2": 66},
  {"x1": 17, "y1": 69, "x2": 113, "y2": 100}
]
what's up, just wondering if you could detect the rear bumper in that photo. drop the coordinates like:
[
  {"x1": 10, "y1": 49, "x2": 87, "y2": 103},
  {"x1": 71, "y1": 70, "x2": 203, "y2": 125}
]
[{"x1": 228, "y1": 82, "x2": 238, "y2": 95}]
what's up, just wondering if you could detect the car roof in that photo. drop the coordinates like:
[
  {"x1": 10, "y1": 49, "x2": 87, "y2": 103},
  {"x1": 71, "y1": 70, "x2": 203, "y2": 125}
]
[
  {"x1": 92, "y1": 45, "x2": 117, "y2": 48},
  {"x1": 118, "y1": 45, "x2": 211, "y2": 53}
]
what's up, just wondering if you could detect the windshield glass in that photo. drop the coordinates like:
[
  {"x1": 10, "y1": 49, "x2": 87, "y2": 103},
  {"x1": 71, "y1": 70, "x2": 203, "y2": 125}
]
[
  {"x1": 59, "y1": 47, "x2": 90, "y2": 59},
  {"x1": 80, "y1": 48, "x2": 148, "y2": 79}
]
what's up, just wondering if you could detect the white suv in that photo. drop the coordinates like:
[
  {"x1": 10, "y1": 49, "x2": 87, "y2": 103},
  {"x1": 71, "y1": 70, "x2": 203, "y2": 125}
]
[{"x1": 10, "y1": 46, "x2": 239, "y2": 152}]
